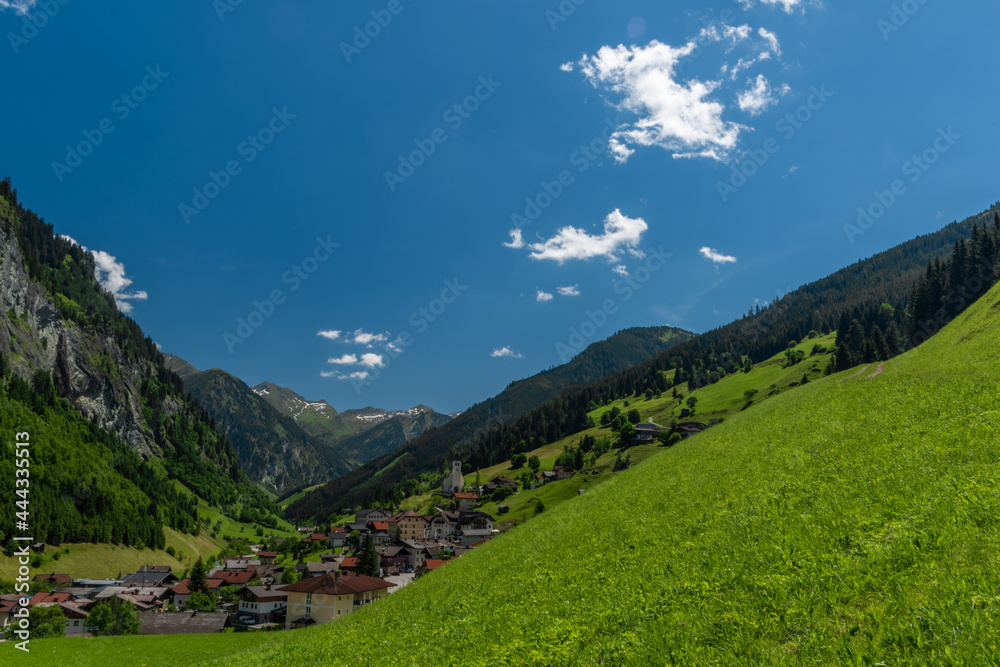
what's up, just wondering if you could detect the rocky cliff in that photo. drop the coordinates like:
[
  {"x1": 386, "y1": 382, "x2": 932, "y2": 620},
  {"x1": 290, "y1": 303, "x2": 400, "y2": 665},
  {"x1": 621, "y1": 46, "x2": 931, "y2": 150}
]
[{"x1": 0, "y1": 216, "x2": 161, "y2": 459}]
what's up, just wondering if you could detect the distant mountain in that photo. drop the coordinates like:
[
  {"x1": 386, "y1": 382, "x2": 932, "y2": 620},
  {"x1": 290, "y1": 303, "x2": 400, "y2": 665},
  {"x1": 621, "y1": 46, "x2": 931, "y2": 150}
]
[
  {"x1": 183, "y1": 370, "x2": 352, "y2": 495},
  {"x1": 163, "y1": 353, "x2": 199, "y2": 378},
  {"x1": 327, "y1": 407, "x2": 453, "y2": 467},
  {"x1": 252, "y1": 381, "x2": 453, "y2": 468},
  {"x1": 286, "y1": 325, "x2": 694, "y2": 519}
]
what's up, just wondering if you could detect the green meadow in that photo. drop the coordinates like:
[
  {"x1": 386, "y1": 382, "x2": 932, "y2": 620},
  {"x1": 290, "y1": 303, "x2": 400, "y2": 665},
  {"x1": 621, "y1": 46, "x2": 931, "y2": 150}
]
[{"x1": 6, "y1": 290, "x2": 1000, "y2": 664}]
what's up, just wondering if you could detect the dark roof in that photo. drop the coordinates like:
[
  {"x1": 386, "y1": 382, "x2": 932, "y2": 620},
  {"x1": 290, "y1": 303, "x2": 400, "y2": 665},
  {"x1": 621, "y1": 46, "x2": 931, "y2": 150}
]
[
  {"x1": 279, "y1": 571, "x2": 394, "y2": 596},
  {"x1": 256, "y1": 551, "x2": 278, "y2": 558},
  {"x1": 242, "y1": 585, "x2": 287, "y2": 601},
  {"x1": 33, "y1": 573, "x2": 71, "y2": 584},
  {"x1": 139, "y1": 611, "x2": 230, "y2": 635},
  {"x1": 635, "y1": 423, "x2": 660, "y2": 431}
]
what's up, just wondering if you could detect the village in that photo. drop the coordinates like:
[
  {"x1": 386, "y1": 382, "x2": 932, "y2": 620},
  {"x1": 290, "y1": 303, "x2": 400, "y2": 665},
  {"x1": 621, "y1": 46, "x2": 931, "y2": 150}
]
[
  {"x1": 0, "y1": 418, "x2": 707, "y2": 639},
  {"x1": 1, "y1": 449, "x2": 662, "y2": 638}
]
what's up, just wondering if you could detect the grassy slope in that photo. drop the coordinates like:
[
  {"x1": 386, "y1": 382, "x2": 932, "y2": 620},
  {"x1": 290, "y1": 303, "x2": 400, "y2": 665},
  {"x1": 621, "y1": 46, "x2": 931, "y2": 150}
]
[{"x1": 9, "y1": 290, "x2": 1000, "y2": 664}]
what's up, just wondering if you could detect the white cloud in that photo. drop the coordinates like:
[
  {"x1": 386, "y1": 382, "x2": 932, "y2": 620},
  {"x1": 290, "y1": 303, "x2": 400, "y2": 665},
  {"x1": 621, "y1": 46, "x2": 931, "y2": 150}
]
[
  {"x1": 557, "y1": 285, "x2": 580, "y2": 296},
  {"x1": 574, "y1": 40, "x2": 743, "y2": 162},
  {"x1": 321, "y1": 370, "x2": 370, "y2": 381},
  {"x1": 58, "y1": 235, "x2": 148, "y2": 313},
  {"x1": 91, "y1": 250, "x2": 148, "y2": 314},
  {"x1": 0, "y1": 1, "x2": 37, "y2": 15},
  {"x1": 504, "y1": 229, "x2": 525, "y2": 249},
  {"x1": 520, "y1": 209, "x2": 648, "y2": 264},
  {"x1": 700, "y1": 247, "x2": 738, "y2": 264},
  {"x1": 317, "y1": 330, "x2": 342, "y2": 341},
  {"x1": 737, "y1": 74, "x2": 778, "y2": 115},
  {"x1": 327, "y1": 352, "x2": 383, "y2": 368},
  {"x1": 739, "y1": 0, "x2": 810, "y2": 14},
  {"x1": 327, "y1": 354, "x2": 358, "y2": 365},
  {"x1": 491, "y1": 347, "x2": 523, "y2": 359},
  {"x1": 350, "y1": 329, "x2": 388, "y2": 346},
  {"x1": 359, "y1": 353, "x2": 384, "y2": 368},
  {"x1": 788, "y1": 165, "x2": 799, "y2": 174},
  {"x1": 613, "y1": 265, "x2": 630, "y2": 277},
  {"x1": 559, "y1": 62, "x2": 575, "y2": 72},
  {"x1": 758, "y1": 27, "x2": 781, "y2": 56},
  {"x1": 536, "y1": 290, "x2": 554, "y2": 302}
]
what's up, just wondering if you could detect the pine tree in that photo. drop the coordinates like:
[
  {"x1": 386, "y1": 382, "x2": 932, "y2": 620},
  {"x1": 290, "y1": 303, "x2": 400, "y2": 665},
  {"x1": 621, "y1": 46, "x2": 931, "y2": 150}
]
[
  {"x1": 190, "y1": 557, "x2": 207, "y2": 594},
  {"x1": 359, "y1": 536, "x2": 379, "y2": 577}
]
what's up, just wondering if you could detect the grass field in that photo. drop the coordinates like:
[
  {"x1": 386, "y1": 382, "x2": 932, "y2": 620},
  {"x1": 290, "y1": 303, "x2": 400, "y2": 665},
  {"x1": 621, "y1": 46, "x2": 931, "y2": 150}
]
[
  {"x1": 1, "y1": 630, "x2": 291, "y2": 666},
  {"x1": 7, "y1": 289, "x2": 999, "y2": 664}
]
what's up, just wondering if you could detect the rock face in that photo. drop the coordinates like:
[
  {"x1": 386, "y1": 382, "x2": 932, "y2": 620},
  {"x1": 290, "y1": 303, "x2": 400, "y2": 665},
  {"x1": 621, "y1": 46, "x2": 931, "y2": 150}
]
[{"x1": 0, "y1": 223, "x2": 158, "y2": 458}]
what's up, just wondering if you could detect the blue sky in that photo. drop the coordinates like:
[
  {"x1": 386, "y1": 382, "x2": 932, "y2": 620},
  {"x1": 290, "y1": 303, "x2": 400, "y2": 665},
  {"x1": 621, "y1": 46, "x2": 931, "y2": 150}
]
[{"x1": 2, "y1": 0, "x2": 997, "y2": 414}]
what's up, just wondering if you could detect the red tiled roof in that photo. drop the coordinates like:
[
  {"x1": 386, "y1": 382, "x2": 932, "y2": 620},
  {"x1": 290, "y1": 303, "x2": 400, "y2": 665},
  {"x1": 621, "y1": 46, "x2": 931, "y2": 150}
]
[
  {"x1": 340, "y1": 557, "x2": 360, "y2": 568},
  {"x1": 256, "y1": 551, "x2": 278, "y2": 558},
  {"x1": 171, "y1": 578, "x2": 224, "y2": 595},
  {"x1": 28, "y1": 592, "x2": 72, "y2": 606},
  {"x1": 279, "y1": 571, "x2": 395, "y2": 596},
  {"x1": 215, "y1": 571, "x2": 254, "y2": 585},
  {"x1": 370, "y1": 521, "x2": 389, "y2": 531},
  {"x1": 424, "y1": 559, "x2": 447, "y2": 571},
  {"x1": 453, "y1": 493, "x2": 479, "y2": 500}
]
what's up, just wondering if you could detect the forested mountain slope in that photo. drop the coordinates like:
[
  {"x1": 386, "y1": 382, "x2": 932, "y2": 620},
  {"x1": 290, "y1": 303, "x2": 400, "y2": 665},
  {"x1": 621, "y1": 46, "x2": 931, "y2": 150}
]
[
  {"x1": 0, "y1": 179, "x2": 276, "y2": 548},
  {"x1": 183, "y1": 370, "x2": 352, "y2": 496}
]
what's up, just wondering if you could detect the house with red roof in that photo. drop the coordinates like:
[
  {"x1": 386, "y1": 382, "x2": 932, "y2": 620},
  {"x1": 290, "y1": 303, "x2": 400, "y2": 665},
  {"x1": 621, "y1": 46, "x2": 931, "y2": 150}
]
[
  {"x1": 170, "y1": 578, "x2": 224, "y2": 610},
  {"x1": 214, "y1": 570, "x2": 255, "y2": 586},
  {"x1": 452, "y1": 492, "x2": 479, "y2": 510}
]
